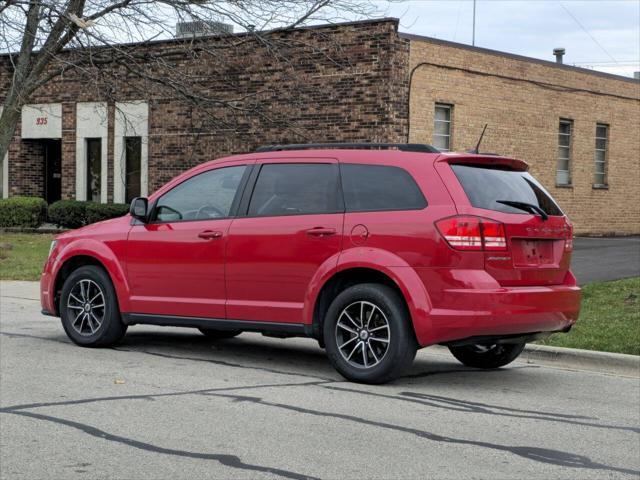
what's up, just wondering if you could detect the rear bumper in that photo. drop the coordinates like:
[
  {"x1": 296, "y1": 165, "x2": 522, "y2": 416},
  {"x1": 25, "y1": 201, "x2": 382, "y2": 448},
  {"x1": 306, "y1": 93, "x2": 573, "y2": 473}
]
[{"x1": 414, "y1": 271, "x2": 581, "y2": 346}]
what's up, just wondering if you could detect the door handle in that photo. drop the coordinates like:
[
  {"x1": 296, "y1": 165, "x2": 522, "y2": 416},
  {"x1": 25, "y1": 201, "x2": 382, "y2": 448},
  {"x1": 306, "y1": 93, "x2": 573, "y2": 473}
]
[
  {"x1": 198, "y1": 230, "x2": 223, "y2": 239},
  {"x1": 305, "y1": 227, "x2": 336, "y2": 237}
]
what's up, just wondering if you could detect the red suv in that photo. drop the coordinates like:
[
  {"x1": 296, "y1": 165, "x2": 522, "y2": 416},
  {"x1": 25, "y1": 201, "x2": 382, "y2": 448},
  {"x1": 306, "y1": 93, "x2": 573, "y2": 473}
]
[{"x1": 41, "y1": 144, "x2": 581, "y2": 383}]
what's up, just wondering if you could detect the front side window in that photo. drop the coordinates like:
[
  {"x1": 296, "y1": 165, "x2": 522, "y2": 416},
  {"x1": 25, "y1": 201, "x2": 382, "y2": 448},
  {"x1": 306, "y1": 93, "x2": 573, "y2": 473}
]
[
  {"x1": 557, "y1": 119, "x2": 573, "y2": 186},
  {"x1": 248, "y1": 163, "x2": 341, "y2": 217},
  {"x1": 154, "y1": 165, "x2": 246, "y2": 222},
  {"x1": 433, "y1": 103, "x2": 453, "y2": 151},
  {"x1": 594, "y1": 123, "x2": 608, "y2": 187},
  {"x1": 86, "y1": 138, "x2": 101, "y2": 202},
  {"x1": 125, "y1": 136, "x2": 142, "y2": 203},
  {"x1": 341, "y1": 164, "x2": 427, "y2": 212}
]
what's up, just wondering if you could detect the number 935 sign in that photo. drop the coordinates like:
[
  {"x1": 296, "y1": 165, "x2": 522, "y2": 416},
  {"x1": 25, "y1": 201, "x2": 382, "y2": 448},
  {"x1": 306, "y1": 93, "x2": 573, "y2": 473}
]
[{"x1": 21, "y1": 104, "x2": 61, "y2": 139}]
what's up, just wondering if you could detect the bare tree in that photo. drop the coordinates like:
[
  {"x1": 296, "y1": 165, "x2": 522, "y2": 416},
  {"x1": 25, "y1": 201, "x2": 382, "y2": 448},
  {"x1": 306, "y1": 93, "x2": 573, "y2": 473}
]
[{"x1": 0, "y1": 0, "x2": 383, "y2": 160}]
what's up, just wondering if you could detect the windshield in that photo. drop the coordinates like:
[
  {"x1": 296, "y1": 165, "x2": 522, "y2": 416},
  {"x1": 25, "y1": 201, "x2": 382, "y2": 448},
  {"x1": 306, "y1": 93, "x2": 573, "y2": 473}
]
[{"x1": 451, "y1": 164, "x2": 563, "y2": 216}]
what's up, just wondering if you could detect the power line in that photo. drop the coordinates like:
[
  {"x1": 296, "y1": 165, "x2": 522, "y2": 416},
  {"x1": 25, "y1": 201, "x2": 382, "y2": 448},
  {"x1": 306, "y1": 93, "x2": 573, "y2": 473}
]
[
  {"x1": 559, "y1": 2, "x2": 620, "y2": 65},
  {"x1": 571, "y1": 60, "x2": 639, "y2": 65}
]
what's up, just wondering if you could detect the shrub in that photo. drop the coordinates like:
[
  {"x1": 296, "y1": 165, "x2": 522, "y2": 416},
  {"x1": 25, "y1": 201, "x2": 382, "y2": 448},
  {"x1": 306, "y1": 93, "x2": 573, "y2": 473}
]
[
  {"x1": 0, "y1": 196, "x2": 48, "y2": 228},
  {"x1": 85, "y1": 202, "x2": 130, "y2": 225},
  {"x1": 47, "y1": 200, "x2": 88, "y2": 228},
  {"x1": 48, "y1": 200, "x2": 129, "y2": 228}
]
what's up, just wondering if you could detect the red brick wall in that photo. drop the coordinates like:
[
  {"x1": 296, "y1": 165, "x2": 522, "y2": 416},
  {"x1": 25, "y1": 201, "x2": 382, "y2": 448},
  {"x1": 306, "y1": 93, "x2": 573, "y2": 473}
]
[
  {"x1": 1, "y1": 20, "x2": 410, "y2": 197},
  {"x1": 61, "y1": 102, "x2": 76, "y2": 199},
  {"x1": 11, "y1": 140, "x2": 44, "y2": 197}
]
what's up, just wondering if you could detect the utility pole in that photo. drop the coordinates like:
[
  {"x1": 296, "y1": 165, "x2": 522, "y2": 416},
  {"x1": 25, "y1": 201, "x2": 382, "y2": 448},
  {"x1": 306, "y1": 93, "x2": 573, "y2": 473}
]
[{"x1": 472, "y1": 0, "x2": 476, "y2": 46}]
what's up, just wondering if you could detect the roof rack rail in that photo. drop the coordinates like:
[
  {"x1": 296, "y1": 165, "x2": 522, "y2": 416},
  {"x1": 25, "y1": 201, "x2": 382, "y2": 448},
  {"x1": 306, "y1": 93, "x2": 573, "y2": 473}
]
[{"x1": 255, "y1": 143, "x2": 440, "y2": 153}]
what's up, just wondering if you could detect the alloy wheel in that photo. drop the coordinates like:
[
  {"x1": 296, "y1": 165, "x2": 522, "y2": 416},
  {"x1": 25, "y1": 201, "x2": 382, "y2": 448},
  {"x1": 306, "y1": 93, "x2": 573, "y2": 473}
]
[
  {"x1": 335, "y1": 301, "x2": 390, "y2": 369},
  {"x1": 67, "y1": 279, "x2": 106, "y2": 336}
]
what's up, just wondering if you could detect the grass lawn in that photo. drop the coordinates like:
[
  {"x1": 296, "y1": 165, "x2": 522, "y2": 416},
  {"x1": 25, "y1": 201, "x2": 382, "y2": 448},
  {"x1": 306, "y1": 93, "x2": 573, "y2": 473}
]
[
  {"x1": 0, "y1": 233, "x2": 638, "y2": 355},
  {"x1": 0, "y1": 233, "x2": 54, "y2": 281},
  {"x1": 538, "y1": 277, "x2": 639, "y2": 356}
]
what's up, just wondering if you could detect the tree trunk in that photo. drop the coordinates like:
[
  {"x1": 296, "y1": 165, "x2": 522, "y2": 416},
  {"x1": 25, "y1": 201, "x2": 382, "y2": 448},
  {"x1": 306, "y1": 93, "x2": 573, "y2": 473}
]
[
  {"x1": 0, "y1": 1, "x2": 43, "y2": 164},
  {"x1": 0, "y1": 96, "x2": 22, "y2": 163}
]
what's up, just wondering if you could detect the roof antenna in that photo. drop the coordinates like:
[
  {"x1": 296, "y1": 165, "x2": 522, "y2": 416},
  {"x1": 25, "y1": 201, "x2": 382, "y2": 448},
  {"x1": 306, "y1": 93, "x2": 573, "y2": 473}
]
[{"x1": 469, "y1": 123, "x2": 488, "y2": 154}]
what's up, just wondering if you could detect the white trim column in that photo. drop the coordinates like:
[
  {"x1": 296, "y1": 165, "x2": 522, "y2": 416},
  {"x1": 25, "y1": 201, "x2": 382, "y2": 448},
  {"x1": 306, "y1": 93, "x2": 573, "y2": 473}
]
[
  {"x1": 76, "y1": 102, "x2": 108, "y2": 202},
  {"x1": 114, "y1": 101, "x2": 149, "y2": 203}
]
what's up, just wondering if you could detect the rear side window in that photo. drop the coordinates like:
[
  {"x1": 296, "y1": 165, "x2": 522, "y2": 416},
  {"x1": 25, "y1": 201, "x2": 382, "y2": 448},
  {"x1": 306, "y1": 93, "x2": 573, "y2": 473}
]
[
  {"x1": 341, "y1": 164, "x2": 427, "y2": 212},
  {"x1": 451, "y1": 164, "x2": 563, "y2": 216},
  {"x1": 248, "y1": 163, "x2": 342, "y2": 216}
]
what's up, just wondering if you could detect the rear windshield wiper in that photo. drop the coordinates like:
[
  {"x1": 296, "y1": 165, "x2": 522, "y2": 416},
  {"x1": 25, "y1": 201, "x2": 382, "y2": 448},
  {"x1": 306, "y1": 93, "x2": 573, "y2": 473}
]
[{"x1": 496, "y1": 200, "x2": 549, "y2": 221}]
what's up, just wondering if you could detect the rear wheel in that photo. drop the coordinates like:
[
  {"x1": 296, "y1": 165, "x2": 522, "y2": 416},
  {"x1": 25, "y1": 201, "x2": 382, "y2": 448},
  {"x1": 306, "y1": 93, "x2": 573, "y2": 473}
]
[
  {"x1": 448, "y1": 342, "x2": 526, "y2": 369},
  {"x1": 198, "y1": 328, "x2": 241, "y2": 339},
  {"x1": 324, "y1": 283, "x2": 417, "y2": 384},
  {"x1": 60, "y1": 265, "x2": 127, "y2": 347}
]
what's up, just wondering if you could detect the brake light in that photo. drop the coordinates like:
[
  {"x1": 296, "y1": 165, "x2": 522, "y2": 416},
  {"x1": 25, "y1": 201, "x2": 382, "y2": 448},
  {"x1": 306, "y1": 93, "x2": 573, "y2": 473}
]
[
  {"x1": 564, "y1": 224, "x2": 574, "y2": 252},
  {"x1": 436, "y1": 216, "x2": 507, "y2": 251}
]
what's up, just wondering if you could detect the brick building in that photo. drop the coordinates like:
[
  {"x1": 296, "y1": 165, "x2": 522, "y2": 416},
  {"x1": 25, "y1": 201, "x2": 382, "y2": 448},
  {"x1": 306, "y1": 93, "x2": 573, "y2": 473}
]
[{"x1": 1, "y1": 19, "x2": 638, "y2": 234}]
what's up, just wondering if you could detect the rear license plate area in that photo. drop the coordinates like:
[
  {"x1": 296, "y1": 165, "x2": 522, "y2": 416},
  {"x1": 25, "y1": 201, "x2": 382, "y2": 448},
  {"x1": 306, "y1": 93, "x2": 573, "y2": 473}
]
[{"x1": 511, "y1": 239, "x2": 556, "y2": 266}]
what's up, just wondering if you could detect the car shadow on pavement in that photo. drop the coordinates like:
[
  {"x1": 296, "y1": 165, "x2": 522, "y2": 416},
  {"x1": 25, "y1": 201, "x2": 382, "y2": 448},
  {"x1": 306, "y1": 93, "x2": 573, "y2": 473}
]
[{"x1": 115, "y1": 329, "x2": 537, "y2": 388}]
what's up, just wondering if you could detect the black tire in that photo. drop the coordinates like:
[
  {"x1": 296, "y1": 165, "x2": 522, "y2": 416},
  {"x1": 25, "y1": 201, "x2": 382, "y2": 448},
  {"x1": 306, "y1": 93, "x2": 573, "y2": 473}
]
[
  {"x1": 323, "y1": 283, "x2": 417, "y2": 384},
  {"x1": 448, "y1": 342, "x2": 526, "y2": 369},
  {"x1": 198, "y1": 328, "x2": 242, "y2": 339},
  {"x1": 60, "y1": 265, "x2": 127, "y2": 347}
]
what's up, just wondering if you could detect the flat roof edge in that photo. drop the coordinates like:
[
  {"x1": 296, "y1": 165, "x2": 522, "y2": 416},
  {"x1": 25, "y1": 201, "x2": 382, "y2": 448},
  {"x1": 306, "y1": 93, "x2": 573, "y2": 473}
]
[
  {"x1": 400, "y1": 32, "x2": 639, "y2": 84},
  {"x1": 0, "y1": 18, "x2": 400, "y2": 59}
]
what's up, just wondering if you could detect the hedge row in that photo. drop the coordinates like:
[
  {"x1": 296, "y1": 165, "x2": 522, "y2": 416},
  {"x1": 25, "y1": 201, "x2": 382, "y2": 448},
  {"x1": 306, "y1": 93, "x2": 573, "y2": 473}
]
[
  {"x1": 0, "y1": 197, "x2": 129, "y2": 229},
  {"x1": 48, "y1": 201, "x2": 130, "y2": 228},
  {"x1": 0, "y1": 197, "x2": 48, "y2": 228}
]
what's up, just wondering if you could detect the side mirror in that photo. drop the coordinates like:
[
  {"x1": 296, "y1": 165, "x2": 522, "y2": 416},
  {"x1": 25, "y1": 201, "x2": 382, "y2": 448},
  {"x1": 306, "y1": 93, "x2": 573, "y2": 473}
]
[{"x1": 129, "y1": 197, "x2": 149, "y2": 222}]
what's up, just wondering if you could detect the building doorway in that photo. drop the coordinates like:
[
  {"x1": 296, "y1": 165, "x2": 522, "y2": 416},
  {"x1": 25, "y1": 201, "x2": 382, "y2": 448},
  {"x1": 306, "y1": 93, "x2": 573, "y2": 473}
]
[{"x1": 44, "y1": 140, "x2": 62, "y2": 203}]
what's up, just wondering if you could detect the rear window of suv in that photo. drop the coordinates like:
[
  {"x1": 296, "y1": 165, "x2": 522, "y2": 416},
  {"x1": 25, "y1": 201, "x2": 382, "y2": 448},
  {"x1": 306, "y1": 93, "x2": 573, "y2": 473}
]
[{"x1": 451, "y1": 164, "x2": 563, "y2": 216}]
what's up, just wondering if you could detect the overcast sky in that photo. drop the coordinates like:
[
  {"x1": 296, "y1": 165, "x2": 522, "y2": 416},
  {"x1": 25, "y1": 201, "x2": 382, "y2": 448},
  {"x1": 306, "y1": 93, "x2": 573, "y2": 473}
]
[{"x1": 379, "y1": 0, "x2": 640, "y2": 77}]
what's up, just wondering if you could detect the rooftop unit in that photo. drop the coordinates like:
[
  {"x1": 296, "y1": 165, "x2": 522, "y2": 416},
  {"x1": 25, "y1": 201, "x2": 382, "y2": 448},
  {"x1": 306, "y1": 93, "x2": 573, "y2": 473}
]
[{"x1": 175, "y1": 21, "x2": 233, "y2": 39}]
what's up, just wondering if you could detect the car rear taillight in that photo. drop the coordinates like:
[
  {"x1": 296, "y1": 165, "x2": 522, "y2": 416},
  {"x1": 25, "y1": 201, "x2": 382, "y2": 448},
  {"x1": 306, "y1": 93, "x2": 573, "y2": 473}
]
[
  {"x1": 564, "y1": 224, "x2": 574, "y2": 252},
  {"x1": 436, "y1": 216, "x2": 507, "y2": 251}
]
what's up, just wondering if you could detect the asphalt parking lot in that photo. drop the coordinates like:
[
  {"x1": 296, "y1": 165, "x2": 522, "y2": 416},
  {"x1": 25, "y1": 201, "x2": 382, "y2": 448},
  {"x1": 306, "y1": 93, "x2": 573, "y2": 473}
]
[
  {"x1": 1, "y1": 281, "x2": 639, "y2": 479},
  {"x1": 572, "y1": 236, "x2": 640, "y2": 284}
]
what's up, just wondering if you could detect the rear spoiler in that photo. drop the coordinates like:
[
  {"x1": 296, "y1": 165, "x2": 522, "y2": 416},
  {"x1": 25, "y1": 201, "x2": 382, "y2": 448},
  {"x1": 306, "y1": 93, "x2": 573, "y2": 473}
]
[{"x1": 436, "y1": 154, "x2": 529, "y2": 172}]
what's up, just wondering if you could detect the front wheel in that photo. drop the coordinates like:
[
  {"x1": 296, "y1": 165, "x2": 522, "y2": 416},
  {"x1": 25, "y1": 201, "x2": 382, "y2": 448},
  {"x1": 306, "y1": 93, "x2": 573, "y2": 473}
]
[
  {"x1": 323, "y1": 284, "x2": 417, "y2": 384},
  {"x1": 60, "y1": 265, "x2": 127, "y2": 347},
  {"x1": 448, "y1": 342, "x2": 526, "y2": 369}
]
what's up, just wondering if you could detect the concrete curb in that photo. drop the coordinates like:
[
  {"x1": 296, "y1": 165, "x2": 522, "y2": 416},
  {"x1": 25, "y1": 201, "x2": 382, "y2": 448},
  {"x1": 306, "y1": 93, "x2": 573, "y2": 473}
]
[
  {"x1": 521, "y1": 344, "x2": 640, "y2": 377},
  {"x1": 428, "y1": 343, "x2": 639, "y2": 377}
]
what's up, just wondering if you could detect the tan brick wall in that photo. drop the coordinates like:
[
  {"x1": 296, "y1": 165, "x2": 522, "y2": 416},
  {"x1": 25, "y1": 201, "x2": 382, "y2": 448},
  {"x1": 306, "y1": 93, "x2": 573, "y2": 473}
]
[{"x1": 408, "y1": 39, "x2": 640, "y2": 235}]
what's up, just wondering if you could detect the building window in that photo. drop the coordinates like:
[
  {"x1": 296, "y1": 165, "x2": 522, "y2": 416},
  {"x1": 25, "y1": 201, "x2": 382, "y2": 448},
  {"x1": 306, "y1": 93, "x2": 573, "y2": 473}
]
[
  {"x1": 125, "y1": 136, "x2": 142, "y2": 203},
  {"x1": 433, "y1": 103, "x2": 453, "y2": 151},
  {"x1": 86, "y1": 138, "x2": 101, "y2": 202},
  {"x1": 557, "y1": 119, "x2": 573, "y2": 186},
  {"x1": 594, "y1": 123, "x2": 608, "y2": 187}
]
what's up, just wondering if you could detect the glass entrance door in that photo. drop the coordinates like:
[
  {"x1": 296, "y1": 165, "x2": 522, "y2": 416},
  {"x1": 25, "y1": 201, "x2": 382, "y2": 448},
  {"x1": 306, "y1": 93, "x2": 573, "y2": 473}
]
[{"x1": 45, "y1": 139, "x2": 62, "y2": 203}]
